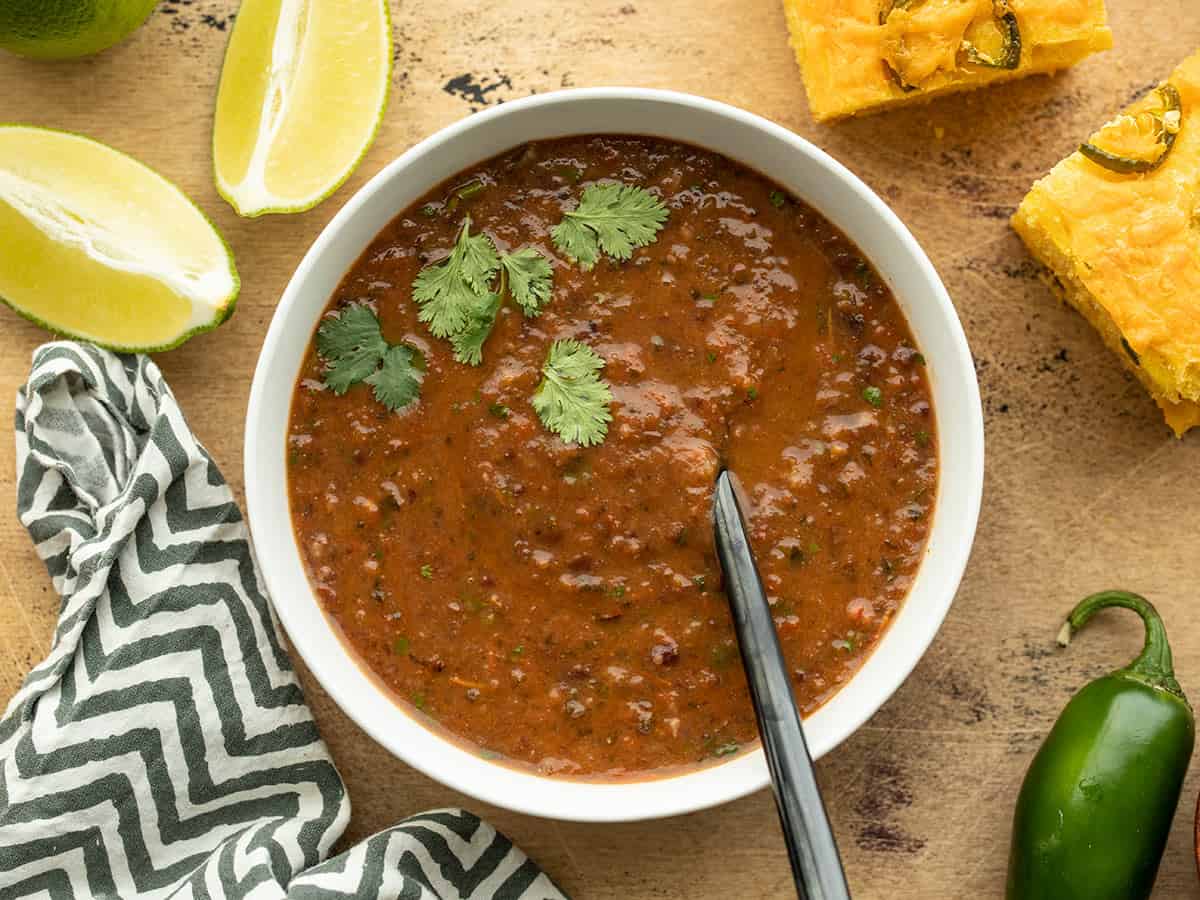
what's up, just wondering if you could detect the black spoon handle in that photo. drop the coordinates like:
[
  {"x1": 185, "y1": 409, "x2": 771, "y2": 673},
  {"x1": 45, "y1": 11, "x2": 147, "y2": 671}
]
[{"x1": 713, "y1": 470, "x2": 851, "y2": 900}]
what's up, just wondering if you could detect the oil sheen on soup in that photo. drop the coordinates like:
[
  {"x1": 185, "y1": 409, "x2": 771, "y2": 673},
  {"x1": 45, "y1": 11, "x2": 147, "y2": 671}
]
[{"x1": 287, "y1": 135, "x2": 938, "y2": 779}]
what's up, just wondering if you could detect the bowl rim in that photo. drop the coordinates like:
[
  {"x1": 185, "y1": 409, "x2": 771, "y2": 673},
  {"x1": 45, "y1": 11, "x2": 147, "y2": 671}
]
[{"x1": 244, "y1": 86, "x2": 985, "y2": 822}]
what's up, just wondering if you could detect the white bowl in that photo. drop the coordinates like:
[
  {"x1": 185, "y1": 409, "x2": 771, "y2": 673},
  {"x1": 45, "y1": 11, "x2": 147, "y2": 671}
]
[{"x1": 245, "y1": 88, "x2": 984, "y2": 823}]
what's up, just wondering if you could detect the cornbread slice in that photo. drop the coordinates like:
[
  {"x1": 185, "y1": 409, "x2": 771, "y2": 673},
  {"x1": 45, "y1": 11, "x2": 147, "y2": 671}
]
[
  {"x1": 783, "y1": 0, "x2": 1112, "y2": 122},
  {"x1": 1013, "y1": 51, "x2": 1200, "y2": 436}
]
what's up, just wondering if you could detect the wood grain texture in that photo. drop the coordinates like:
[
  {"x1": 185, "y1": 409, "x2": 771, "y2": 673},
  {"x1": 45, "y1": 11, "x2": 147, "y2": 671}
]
[{"x1": 2, "y1": 2, "x2": 1199, "y2": 896}]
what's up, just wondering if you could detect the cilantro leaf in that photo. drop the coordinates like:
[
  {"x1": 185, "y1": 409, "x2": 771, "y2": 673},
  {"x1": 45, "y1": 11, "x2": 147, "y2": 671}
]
[
  {"x1": 317, "y1": 303, "x2": 386, "y2": 359},
  {"x1": 549, "y1": 216, "x2": 599, "y2": 270},
  {"x1": 412, "y1": 220, "x2": 555, "y2": 365},
  {"x1": 456, "y1": 228, "x2": 502, "y2": 295},
  {"x1": 314, "y1": 303, "x2": 421, "y2": 411},
  {"x1": 323, "y1": 345, "x2": 385, "y2": 395},
  {"x1": 532, "y1": 339, "x2": 613, "y2": 447},
  {"x1": 316, "y1": 304, "x2": 388, "y2": 394},
  {"x1": 501, "y1": 248, "x2": 553, "y2": 316},
  {"x1": 551, "y1": 183, "x2": 669, "y2": 271},
  {"x1": 412, "y1": 217, "x2": 500, "y2": 338},
  {"x1": 366, "y1": 344, "x2": 424, "y2": 411},
  {"x1": 451, "y1": 293, "x2": 502, "y2": 366}
]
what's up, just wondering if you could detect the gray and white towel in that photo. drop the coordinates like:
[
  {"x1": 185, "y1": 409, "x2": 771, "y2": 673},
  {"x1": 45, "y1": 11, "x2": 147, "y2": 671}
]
[{"x1": 0, "y1": 341, "x2": 568, "y2": 900}]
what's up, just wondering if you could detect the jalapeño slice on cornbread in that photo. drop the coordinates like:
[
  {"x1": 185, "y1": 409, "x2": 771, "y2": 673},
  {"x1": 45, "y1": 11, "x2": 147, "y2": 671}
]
[
  {"x1": 1013, "y1": 51, "x2": 1200, "y2": 436},
  {"x1": 783, "y1": 0, "x2": 1112, "y2": 122}
]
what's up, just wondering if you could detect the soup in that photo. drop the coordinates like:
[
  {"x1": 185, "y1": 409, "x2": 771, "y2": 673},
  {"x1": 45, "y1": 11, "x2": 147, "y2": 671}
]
[{"x1": 286, "y1": 136, "x2": 937, "y2": 778}]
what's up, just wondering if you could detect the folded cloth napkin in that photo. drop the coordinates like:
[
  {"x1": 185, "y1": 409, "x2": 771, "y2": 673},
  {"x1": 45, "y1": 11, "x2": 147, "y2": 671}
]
[{"x1": 0, "y1": 342, "x2": 568, "y2": 900}]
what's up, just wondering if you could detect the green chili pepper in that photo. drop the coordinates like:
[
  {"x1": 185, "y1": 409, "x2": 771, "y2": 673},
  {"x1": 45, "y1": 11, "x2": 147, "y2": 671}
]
[
  {"x1": 882, "y1": 59, "x2": 919, "y2": 93},
  {"x1": 1080, "y1": 84, "x2": 1182, "y2": 175},
  {"x1": 880, "y1": 0, "x2": 1019, "y2": 89},
  {"x1": 877, "y1": 0, "x2": 916, "y2": 25},
  {"x1": 879, "y1": 0, "x2": 921, "y2": 92},
  {"x1": 1007, "y1": 591, "x2": 1194, "y2": 900},
  {"x1": 445, "y1": 177, "x2": 486, "y2": 212},
  {"x1": 962, "y1": 0, "x2": 1021, "y2": 70}
]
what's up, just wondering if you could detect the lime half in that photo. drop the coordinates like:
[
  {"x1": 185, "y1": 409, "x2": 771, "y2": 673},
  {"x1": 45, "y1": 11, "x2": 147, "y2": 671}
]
[
  {"x1": 0, "y1": 126, "x2": 239, "y2": 352},
  {"x1": 213, "y1": 0, "x2": 392, "y2": 217},
  {"x1": 0, "y1": 0, "x2": 159, "y2": 60}
]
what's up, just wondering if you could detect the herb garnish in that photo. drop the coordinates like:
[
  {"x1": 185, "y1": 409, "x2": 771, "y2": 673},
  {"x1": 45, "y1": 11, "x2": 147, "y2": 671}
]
[
  {"x1": 710, "y1": 642, "x2": 737, "y2": 668},
  {"x1": 551, "y1": 182, "x2": 669, "y2": 270},
  {"x1": 501, "y1": 248, "x2": 554, "y2": 315},
  {"x1": 366, "y1": 346, "x2": 424, "y2": 411},
  {"x1": 317, "y1": 304, "x2": 388, "y2": 391},
  {"x1": 316, "y1": 304, "x2": 424, "y2": 411},
  {"x1": 862, "y1": 385, "x2": 883, "y2": 408},
  {"x1": 330, "y1": 180, "x2": 670, "y2": 444},
  {"x1": 413, "y1": 217, "x2": 553, "y2": 366},
  {"x1": 449, "y1": 294, "x2": 502, "y2": 366},
  {"x1": 532, "y1": 339, "x2": 614, "y2": 447},
  {"x1": 413, "y1": 218, "x2": 500, "y2": 337}
]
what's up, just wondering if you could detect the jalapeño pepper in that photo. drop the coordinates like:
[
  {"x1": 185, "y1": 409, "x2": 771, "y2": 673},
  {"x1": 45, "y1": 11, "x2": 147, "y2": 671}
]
[
  {"x1": 1080, "y1": 83, "x2": 1183, "y2": 175},
  {"x1": 1007, "y1": 591, "x2": 1194, "y2": 900},
  {"x1": 962, "y1": 0, "x2": 1021, "y2": 70}
]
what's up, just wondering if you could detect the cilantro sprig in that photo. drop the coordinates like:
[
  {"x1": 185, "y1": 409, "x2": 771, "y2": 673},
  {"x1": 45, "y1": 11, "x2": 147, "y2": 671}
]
[
  {"x1": 413, "y1": 218, "x2": 499, "y2": 338},
  {"x1": 412, "y1": 217, "x2": 553, "y2": 366},
  {"x1": 316, "y1": 304, "x2": 388, "y2": 393},
  {"x1": 532, "y1": 339, "x2": 613, "y2": 447},
  {"x1": 450, "y1": 294, "x2": 501, "y2": 366},
  {"x1": 316, "y1": 304, "x2": 423, "y2": 411},
  {"x1": 501, "y1": 248, "x2": 554, "y2": 315},
  {"x1": 366, "y1": 345, "x2": 424, "y2": 410},
  {"x1": 322, "y1": 179, "x2": 671, "y2": 443},
  {"x1": 551, "y1": 183, "x2": 669, "y2": 271}
]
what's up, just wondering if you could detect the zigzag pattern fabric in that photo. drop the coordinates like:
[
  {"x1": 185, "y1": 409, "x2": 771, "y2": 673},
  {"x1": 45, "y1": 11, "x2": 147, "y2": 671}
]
[{"x1": 1, "y1": 342, "x2": 567, "y2": 900}]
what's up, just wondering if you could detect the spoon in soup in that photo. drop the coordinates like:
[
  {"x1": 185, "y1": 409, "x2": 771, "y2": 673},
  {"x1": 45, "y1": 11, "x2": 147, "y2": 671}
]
[{"x1": 712, "y1": 469, "x2": 851, "y2": 900}]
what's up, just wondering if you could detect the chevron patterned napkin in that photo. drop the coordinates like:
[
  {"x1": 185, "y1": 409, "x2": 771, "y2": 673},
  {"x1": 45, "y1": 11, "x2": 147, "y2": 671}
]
[{"x1": 1, "y1": 342, "x2": 568, "y2": 900}]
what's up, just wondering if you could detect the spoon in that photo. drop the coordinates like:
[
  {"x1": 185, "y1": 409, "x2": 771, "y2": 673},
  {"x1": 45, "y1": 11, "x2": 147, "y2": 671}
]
[{"x1": 712, "y1": 469, "x2": 851, "y2": 900}]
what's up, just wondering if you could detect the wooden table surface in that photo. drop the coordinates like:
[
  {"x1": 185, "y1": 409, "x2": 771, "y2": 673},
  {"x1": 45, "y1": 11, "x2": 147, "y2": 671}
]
[{"x1": 3, "y1": 2, "x2": 1200, "y2": 897}]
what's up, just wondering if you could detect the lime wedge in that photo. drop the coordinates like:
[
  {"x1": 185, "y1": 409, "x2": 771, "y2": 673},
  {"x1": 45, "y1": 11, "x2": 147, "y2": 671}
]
[
  {"x1": 0, "y1": 0, "x2": 158, "y2": 60},
  {"x1": 212, "y1": 0, "x2": 392, "y2": 217},
  {"x1": 0, "y1": 126, "x2": 239, "y2": 352}
]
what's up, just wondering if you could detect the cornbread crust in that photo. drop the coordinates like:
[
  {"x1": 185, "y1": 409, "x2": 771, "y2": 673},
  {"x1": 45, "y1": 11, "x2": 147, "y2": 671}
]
[
  {"x1": 783, "y1": 0, "x2": 1112, "y2": 122},
  {"x1": 1013, "y1": 50, "x2": 1200, "y2": 436}
]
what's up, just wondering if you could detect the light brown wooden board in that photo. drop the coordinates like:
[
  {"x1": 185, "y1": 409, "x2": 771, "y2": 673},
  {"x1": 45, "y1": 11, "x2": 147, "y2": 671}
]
[{"x1": 2, "y1": 2, "x2": 1199, "y2": 896}]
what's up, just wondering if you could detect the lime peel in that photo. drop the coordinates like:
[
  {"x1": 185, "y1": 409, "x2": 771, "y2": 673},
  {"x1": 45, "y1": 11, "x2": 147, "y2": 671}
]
[
  {"x1": 213, "y1": 0, "x2": 393, "y2": 218},
  {"x1": 0, "y1": 125, "x2": 239, "y2": 353},
  {"x1": 0, "y1": 0, "x2": 159, "y2": 59},
  {"x1": 0, "y1": 170, "x2": 232, "y2": 325},
  {"x1": 227, "y1": 0, "x2": 307, "y2": 214}
]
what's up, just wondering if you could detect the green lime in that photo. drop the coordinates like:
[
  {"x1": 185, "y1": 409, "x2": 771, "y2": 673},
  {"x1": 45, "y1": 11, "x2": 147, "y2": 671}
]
[
  {"x1": 212, "y1": 0, "x2": 392, "y2": 216},
  {"x1": 0, "y1": 125, "x2": 239, "y2": 352},
  {"x1": 0, "y1": 0, "x2": 159, "y2": 60}
]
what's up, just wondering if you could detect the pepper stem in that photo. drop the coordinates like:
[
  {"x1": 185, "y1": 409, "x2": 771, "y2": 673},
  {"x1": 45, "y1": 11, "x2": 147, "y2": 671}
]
[{"x1": 1058, "y1": 590, "x2": 1186, "y2": 700}]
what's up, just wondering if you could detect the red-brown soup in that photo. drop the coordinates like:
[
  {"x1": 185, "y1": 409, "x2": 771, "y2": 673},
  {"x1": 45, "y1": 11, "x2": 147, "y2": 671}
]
[{"x1": 287, "y1": 135, "x2": 937, "y2": 778}]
